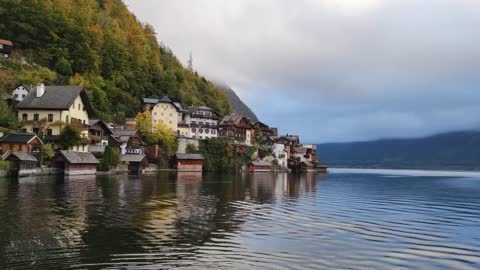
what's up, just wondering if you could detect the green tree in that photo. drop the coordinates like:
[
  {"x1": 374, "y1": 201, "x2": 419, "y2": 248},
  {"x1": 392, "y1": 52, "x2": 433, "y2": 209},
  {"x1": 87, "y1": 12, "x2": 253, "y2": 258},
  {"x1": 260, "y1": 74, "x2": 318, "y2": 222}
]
[
  {"x1": 186, "y1": 143, "x2": 197, "y2": 153},
  {"x1": 0, "y1": 99, "x2": 17, "y2": 130},
  {"x1": 41, "y1": 143, "x2": 55, "y2": 165},
  {"x1": 59, "y1": 124, "x2": 82, "y2": 150},
  {"x1": 102, "y1": 145, "x2": 120, "y2": 170}
]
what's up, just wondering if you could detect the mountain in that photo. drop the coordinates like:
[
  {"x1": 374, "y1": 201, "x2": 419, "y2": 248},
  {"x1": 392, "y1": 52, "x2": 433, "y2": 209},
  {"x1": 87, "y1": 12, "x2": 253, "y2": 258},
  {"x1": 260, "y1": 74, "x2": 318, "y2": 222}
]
[
  {"x1": 0, "y1": 0, "x2": 230, "y2": 123},
  {"x1": 317, "y1": 131, "x2": 480, "y2": 170},
  {"x1": 215, "y1": 83, "x2": 259, "y2": 122}
]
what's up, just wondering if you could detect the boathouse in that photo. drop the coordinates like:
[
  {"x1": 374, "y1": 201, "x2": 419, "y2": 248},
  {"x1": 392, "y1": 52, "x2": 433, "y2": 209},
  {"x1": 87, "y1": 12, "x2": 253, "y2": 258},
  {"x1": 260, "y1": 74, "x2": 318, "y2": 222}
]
[
  {"x1": 248, "y1": 161, "x2": 272, "y2": 172},
  {"x1": 175, "y1": 153, "x2": 204, "y2": 172},
  {"x1": 2, "y1": 152, "x2": 38, "y2": 177},
  {"x1": 120, "y1": 154, "x2": 147, "y2": 175},
  {"x1": 54, "y1": 150, "x2": 99, "y2": 175},
  {"x1": 0, "y1": 133, "x2": 43, "y2": 158}
]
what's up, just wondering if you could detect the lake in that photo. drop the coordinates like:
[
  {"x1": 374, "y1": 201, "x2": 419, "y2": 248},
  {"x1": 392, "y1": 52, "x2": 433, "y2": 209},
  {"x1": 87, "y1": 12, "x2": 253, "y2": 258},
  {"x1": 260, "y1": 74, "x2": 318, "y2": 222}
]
[{"x1": 1, "y1": 170, "x2": 480, "y2": 269}]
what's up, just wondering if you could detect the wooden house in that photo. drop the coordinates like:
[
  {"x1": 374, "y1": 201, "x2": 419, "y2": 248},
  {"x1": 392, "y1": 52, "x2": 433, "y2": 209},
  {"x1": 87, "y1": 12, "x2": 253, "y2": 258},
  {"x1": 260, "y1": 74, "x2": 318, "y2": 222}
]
[
  {"x1": 54, "y1": 150, "x2": 99, "y2": 175},
  {"x1": 248, "y1": 161, "x2": 273, "y2": 172},
  {"x1": 109, "y1": 128, "x2": 145, "y2": 155},
  {"x1": 0, "y1": 39, "x2": 13, "y2": 57},
  {"x1": 0, "y1": 133, "x2": 43, "y2": 158},
  {"x1": 2, "y1": 152, "x2": 38, "y2": 177},
  {"x1": 120, "y1": 154, "x2": 147, "y2": 175},
  {"x1": 87, "y1": 119, "x2": 112, "y2": 153},
  {"x1": 219, "y1": 113, "x2": 255, "y2": 145},
  {"x1": 175, "y1": 153, "x2": 204, "y2": 172},
  {"x1": 253, "y1": 121, "x2": 277, "y2": 139}
]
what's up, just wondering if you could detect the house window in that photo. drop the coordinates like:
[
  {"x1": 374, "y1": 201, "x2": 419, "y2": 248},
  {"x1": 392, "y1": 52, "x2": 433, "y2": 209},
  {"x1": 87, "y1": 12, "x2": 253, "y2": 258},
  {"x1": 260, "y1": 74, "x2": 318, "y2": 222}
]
[
  {"x1": 22, "y1": 94, "x2": 25, "y2": 98},
  {"x1": 205, "y1": 129, "x2": 210, "y2": 134},
  {"x1": 32, "y1": 128, "x2": 39, "y2": 135},
  {"x1": 22, "y1": 114, "x2": 27, "y2": 121},
  {"x1": 47, "y1": 129, "x2": 52, "y2": 136},
  {"x1": 78, "y1": 104, "x2": 81, "y2": 110},
  {"x1": 14, "y1": 94, "x2": 18, "y2": 98},
  {"x1": 33, "y1": 114, "x2": 39, "y2": 121},
  {"x1": 48, "y1": 114, "x2": 53, "y2": 122},
  {"x1": 21, "y1": 128, "x2": 27, "y2": 133},
  {"x1": 199, "y1": 129, "x2": 203, "y2": 134},
  {"x1": 192, "y1": 128, "x2": 196, "y2": 133}
]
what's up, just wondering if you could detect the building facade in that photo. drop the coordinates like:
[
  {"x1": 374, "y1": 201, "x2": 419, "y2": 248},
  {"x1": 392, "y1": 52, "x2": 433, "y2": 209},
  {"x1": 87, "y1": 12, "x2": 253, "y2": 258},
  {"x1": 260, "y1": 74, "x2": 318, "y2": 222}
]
[
  {"x1": 181, "y1": 106, "x2": 220, "y2": 139},
  {"x1": 11, "y1": 85, "x2": 31, "y2": 102},
  {"x1": 143, "y1": 96, "x2": 183, "y2": 133}
]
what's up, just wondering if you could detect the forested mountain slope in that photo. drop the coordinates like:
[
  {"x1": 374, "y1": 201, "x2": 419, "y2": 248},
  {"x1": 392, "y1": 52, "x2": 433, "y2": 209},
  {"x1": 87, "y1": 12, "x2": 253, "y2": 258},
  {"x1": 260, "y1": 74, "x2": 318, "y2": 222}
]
[
  {"x1": 216, "y1": 83, "x2": 258, "y2": 122},
  {"x1": 0, "y1": 0, "x2": 230, "y2": 123}
]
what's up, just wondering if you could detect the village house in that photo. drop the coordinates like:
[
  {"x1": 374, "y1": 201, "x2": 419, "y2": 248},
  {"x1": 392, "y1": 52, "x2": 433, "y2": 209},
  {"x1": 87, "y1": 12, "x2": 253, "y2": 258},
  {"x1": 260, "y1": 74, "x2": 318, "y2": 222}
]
[
  {"x1": 87, "y1": 119, "x2": 112, "y2": 153},
  {"x1": 109, "y1": 128, "x2": 145, "y2": 155},
  {"x1": 15, "y1": 84, "x2": 94, "y2": 152},
  {"x1": 180, "y1": 106, "x2": 220, "y2": 139},
  {"x1": 219, "y1": 113, "x2": 255, "y2": 145},
  {"x1": 0, "y1": 39, "x2": 13, "y2": 58},
  {"x1": 11, "y1": 85, "x2": 31, "y2": 102},
  {"x1": 175, "y1": 153, "x2": 204, "y2": 172},
  {"x1": 142, "y1": 96, "x2": 183, "y2": 133},
  {"x1": 0, "y1": 133, "x2": 43, "y2": 158},
  {"x1": 54, "y1": 150, "x2": 99, "y2": 175},
  {"x1": 271, "y1": 143, "x2": 288, "y2": 168},
  {"x1": 253, "y1": 121, "x2": 277, "y2": 139}
]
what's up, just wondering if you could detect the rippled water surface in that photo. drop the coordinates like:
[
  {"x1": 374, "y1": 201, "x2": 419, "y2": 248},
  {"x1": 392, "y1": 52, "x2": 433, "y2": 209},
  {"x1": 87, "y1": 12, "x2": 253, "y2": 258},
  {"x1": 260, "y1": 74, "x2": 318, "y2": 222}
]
[{"x1": 1, "y1": 171, "x2": 480, "y2": 269}]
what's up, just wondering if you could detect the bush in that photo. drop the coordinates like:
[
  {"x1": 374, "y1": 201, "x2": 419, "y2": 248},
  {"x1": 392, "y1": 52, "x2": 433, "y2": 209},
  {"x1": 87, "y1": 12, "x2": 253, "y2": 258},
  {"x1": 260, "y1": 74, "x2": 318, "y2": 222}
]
[{"x1": 186, "y1": 143, "x2": 197, "y2": 153}]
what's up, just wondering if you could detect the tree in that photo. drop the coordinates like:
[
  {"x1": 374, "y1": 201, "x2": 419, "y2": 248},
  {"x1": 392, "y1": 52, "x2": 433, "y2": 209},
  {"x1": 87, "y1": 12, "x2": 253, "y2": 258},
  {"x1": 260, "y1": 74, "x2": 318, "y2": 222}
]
[
  {"x1": 59, "y1": 124, "x2": 82, "y2": 150},
  {"x1": 41, "y1": 143, "x2": 55, "y2": 165},
  {"x1": 102, "y1": 145, "x2": 120, "y2": 170},
  {"x1": 153, "y1": 122, "x2": 177, "y2": 156},
  {"x1": 135, "y1": 111, "x2": 155, "y2": 144},
  {"x1": 254, "y1": 125, "x2": 262, "y2": 145},
  {"x1": 186, "y1": 143, "x2": 197, "y2": 153},
  {"x1": 0, "y1": 99, "x2": 17, "y2": 130}
]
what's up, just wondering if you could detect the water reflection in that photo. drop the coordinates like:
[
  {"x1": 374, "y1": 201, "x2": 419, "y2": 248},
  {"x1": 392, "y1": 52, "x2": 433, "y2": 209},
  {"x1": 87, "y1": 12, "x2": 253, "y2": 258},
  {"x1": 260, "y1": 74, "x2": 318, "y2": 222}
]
[{"x1": 0, "y1": 171, "x2": 479, "y2": 269}]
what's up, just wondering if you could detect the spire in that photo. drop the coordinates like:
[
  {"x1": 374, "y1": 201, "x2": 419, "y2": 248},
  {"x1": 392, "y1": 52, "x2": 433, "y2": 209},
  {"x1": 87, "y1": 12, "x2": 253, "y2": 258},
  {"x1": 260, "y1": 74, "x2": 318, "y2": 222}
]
[{"x1": 188, "y1": 51, "x2": 193, "y2": 71}]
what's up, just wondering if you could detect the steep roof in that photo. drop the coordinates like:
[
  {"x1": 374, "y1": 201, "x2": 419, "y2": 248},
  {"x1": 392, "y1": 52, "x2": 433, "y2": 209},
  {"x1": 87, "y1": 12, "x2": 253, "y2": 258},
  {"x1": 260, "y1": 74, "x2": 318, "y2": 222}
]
[
  {"x1": 0, "y1": 39, "x2": 13, "y2": 46},
  {"x1": 58, "y1": 151, "x2": 99, "y2": 164},
  {"x1": 143, "y1": 98, "x2": 159, "y2": 104},
  {"x1": 16, "y1": 85, "x2": 95, "y2": 116},
  {"x1": 120, "y1": 154, "x2": 146, "y2": 163},
  {"x1": 2, "y1": 152, "x2": 38, "y2": 162},
  {"x1": 143, "y1": 96, "x2": 182, "y2": 111},
  {"x1": 220, "y1": 113, "x2": 252, "y2": 127},
  {"x1": 88, "y1": 119, "x2": 113, "y2": 135},
  {"x1": 0, "y1": 133, "x2": 42, "y2": 144},
  {"x1": 176, "y1": 153, "x2": 204, "y2": 160}
]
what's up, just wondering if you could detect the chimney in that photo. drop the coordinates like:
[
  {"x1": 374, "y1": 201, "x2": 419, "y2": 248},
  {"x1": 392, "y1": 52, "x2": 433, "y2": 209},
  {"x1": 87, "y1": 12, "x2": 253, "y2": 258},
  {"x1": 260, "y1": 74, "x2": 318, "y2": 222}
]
[{"x1": 36, "y1": 83, "x2": 45, "y2": 98}]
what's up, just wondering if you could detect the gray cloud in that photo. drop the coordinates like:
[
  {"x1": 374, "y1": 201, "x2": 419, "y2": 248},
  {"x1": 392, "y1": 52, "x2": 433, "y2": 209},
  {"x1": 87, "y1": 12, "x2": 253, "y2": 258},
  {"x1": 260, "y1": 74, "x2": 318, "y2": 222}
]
[{"x1": 124, "y1": 0, "x2": 480, "y2": 142}]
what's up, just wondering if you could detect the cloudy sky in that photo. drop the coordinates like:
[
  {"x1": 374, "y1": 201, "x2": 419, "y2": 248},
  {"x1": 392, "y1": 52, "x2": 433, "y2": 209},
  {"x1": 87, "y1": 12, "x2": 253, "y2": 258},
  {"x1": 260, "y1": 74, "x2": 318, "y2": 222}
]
[{"x1": 124, "y1": 0, "x2": 480, "y2": 143}]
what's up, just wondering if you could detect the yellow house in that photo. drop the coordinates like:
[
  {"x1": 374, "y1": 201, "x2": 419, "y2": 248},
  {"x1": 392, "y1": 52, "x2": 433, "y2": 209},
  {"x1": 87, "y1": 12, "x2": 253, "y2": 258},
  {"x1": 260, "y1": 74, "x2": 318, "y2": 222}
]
[
  {"x1": 146, "y1": 96, "x2": 183, "y2": 133},
  {"x1": 15, "y1": 84, "x2": 94, "y2": 152}
]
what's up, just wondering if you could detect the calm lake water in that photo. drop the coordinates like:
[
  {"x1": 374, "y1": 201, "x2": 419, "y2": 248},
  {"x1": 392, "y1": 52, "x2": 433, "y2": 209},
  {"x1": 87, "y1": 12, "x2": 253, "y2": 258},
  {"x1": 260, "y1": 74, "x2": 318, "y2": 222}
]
[{"x1": 1, "y1": 170, "x2": 480, "y2": 269}]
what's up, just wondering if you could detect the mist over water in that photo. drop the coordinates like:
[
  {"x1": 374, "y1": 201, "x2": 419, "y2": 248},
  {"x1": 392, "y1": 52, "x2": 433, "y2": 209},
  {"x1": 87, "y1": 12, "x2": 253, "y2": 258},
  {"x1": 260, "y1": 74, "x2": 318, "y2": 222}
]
[{"x1": 1, "y1": 171, "x2": 479, "y2": 269}]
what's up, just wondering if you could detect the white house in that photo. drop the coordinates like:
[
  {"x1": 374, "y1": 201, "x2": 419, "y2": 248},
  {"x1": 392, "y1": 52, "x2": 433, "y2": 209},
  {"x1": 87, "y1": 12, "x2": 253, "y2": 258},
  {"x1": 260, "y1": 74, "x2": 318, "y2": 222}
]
[
  {"x1": 272, "y1": 143, "x2": 288, "y2": 168},
  {"x1": 11, "y1": 85, "x2": 31, "y2": 102},
  {"x1": 182, "y1": 106, "x2": 220, "y2": 139}
]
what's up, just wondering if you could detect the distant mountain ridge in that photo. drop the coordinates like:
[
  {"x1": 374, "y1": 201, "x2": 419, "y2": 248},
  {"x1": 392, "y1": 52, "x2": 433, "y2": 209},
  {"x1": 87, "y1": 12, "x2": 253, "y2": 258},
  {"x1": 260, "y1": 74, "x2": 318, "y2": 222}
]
[
  {"x1": 317, "y1": 130, "x2": 480, "y2": 170},
  {"x1": 215, "y1": 83, "x2": 259, "y2": 122}
]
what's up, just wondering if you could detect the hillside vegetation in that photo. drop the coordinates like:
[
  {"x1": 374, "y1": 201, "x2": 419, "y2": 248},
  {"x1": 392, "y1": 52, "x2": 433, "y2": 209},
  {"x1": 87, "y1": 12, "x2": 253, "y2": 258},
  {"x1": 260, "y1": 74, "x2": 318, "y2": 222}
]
[
  {"x1": 317, "y1": 131, "x2": 480, "y2": 170},
  {"x1": 0, "y1": 0, "x2": 230, "y2": 122}
]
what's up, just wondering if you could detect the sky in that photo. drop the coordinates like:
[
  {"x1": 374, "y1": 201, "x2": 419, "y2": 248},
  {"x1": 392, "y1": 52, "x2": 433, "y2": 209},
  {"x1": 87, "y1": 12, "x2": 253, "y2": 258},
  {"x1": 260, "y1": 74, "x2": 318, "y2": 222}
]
[{"x1": 124, "y1": 0, "x2": 480, "y2": 143}]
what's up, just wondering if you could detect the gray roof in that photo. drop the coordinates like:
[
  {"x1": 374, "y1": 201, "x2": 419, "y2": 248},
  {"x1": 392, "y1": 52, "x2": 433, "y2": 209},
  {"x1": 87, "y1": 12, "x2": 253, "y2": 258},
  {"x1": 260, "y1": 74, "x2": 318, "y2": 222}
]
[
  {"x1": 159, "y1": 96, "x2": 172, "y2": 102},
  {"x1": 250, "y1": 161, "x2": 272, "y2": 166},
  {"x1": 120, "y1": 154, "x2": 146, "y2": 163},
  {"x1": 111, "y1": 128, "x2": 138, "y2": 136},
  {"x1": 0, "y1": 133, "x2": 42, "y2": 144},
  {"x1": 176, "y1": 153, "x2": 204, "y2": 160},
  {"x1": 59, "y1": 151, "x2": 99, "y2": 164},
  {"x1": 220, "y1": 113, "x2": 251, "y2": 126},
  {"x1": 3, "y1": 152, "x2": 38, "y2": 162},
  {"x1": 143, "y1": 98, "x2": 160, "y2": 104},
  {"x1": 16, "y1": 85, "x2": 95, "y2": 116}
]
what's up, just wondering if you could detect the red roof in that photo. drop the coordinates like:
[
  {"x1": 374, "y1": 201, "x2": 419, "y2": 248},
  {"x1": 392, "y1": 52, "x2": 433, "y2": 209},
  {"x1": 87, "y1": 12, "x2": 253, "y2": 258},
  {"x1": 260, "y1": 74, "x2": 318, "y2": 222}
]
[{"x1": 0, "y1": 39, "x2": 13, "y2": 46}]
